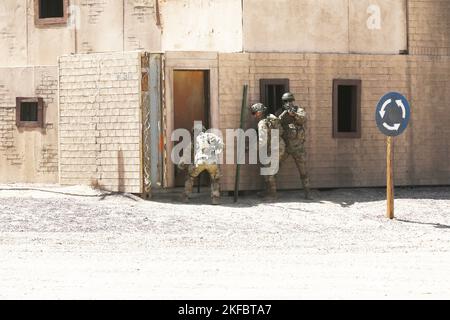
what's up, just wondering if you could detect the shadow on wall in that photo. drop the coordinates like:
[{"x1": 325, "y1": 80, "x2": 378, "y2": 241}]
[
  {"x1": 90, "y1": 148, "x2": 125, "y2": 193},
  {"x1": 84, "y1": 148, "x2": 135, "y2": 201},
  {"x1": 118, "y1": 148, "x2": 125, "y2": 193}
]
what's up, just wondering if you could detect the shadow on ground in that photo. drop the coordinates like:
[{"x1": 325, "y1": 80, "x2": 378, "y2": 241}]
[
  {"x1": 2, "y1": 185, "x2": 449, "y2": 209},
  {"x1": 0, "y1": 187, "x2": 140, "y2": 202},
  {"x1": 395, "y1": 218, "x2": 450, "y2": 229},
  {"x1": 149, "y1": 185, "x2": 450, "y2": 209}
]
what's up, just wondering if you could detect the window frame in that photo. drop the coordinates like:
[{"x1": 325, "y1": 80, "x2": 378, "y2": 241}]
[
  {"x1": 34, "y1": 0, "x2": 69, "y2": 26},
  {"x1": 16, "y1": 97, "x2": 44, "y2": 128},
  {"x1": 332, "y1": 79, "x2": 362, "y2": 139},
  {"x1": 260, "y1": 78, "x2": 290, "y2": 115}
]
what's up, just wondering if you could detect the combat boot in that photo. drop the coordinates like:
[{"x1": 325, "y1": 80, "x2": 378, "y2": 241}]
[
  {"x1": 211, "y1": 197, "x2": 221, "y2": 205},
  {"x1": 257, "y1": 190, "x2": 267, "y2": 198},
  {"x1": 304, "y1": 188, "x2": 313, "y2": 200},
  {"x1": 263, "y1": 192, "x2": 277, "y2": 201},
  {"x1": 300, "y1": 175, "x2": 312, "y2": 200},
  {"x1": 263, "y1": 179, "x2": 278, "y2": 201},
  {"x1": 180, "y1": 193, "x2": 189, "y2": 203},
  {"x1": 257, "y1": 181, "x2": 276, "y2": 199}
]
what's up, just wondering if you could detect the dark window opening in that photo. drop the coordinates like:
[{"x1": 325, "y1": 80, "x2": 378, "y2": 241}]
[
  {"x1": 260, "y1": 79, "x2": 289, "y2": 116},
  {"x1": 338, "y1": 85, "x2": 357, "y2": 132},
  {"x1": 35, "y1": 0, "x2": 68, "y2": 26},
  {"x1": 20, "y1": 102, "x2": 39, "y2": 122},
  {"x1": 39, "y1": 0, "x2": 64, "y2": 18},
  {"x1": 16, "y1": 97, "x2": 44, "y2": 128},
  {"x1": 333, "y1": 79, "x2": 361, "y2": 138}
]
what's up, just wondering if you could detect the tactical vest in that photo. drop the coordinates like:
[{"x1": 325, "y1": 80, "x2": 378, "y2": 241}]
[{"x1": 282, "y1": 114, "x2": 305, "y2": 143}]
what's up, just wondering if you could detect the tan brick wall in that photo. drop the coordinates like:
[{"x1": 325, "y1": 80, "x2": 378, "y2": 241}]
[
  {"x1": 408, "y1": 0, "x2": 450, "y2": 56},
  {"x1": 0, "y1": 66, "x2": 59, "y2": 183},
  {"x1": 218, "y1": 53, "x2": 450, "y2": 191},
  {"x1": 59, "y1": 51, "x2": 142, "y2": 193}
]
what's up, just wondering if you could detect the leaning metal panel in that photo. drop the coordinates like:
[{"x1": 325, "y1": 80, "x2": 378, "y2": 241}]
[
  {"x1": 141, "y1": 53, "x2": 152, "y2": 199},
  {"x1": 150, "y1": 54, "x2": 163, "y2": 188}
]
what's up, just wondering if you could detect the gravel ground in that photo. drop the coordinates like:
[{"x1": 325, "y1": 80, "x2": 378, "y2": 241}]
[{"x1": 0, "y1": 183, "x2": 449, "y2": 299}]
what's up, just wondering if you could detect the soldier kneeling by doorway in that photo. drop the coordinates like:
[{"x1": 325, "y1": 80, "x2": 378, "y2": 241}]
[{"x1": 178, "y1": 124, "x2": 224, "y2": 205}]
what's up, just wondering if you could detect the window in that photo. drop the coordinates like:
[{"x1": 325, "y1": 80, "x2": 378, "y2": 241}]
[
  {"x1": 332, "y1": 79, "x2": 361, "y2": 138},
  {"x1": 16, "y1": 97, "x2": 44, "y2": 128},
  {"x1": 35, "y1": 0, "x2": 68, "y2": 26},
  {"x1": 260, "y1": 79, "x2": 290, "y2": 116}
]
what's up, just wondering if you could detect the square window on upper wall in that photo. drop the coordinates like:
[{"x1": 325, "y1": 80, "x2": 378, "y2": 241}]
[
  {"x1": 34, "y1": 0, "x2": 68, "y2": 26},
  {"x1": 16, "y1": 97, "x2": 44, "y2": 128}
]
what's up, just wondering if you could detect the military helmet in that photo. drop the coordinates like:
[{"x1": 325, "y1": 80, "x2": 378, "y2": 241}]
[
  {"x1": 282, "y1": 92, "x2": 295, "y2": 102},
  {"x1": 249, "y1": 103, "x2": 267, "y2": 114}
]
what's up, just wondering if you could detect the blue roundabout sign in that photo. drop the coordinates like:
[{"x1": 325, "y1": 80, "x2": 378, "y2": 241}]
[{"x1": 375, "y1": 92, "x2": 411, "y2": 137}]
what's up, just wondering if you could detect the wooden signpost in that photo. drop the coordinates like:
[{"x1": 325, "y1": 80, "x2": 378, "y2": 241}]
[
  {"x1": 375, "y1": 92, "x2": 411, "y2": 219},
  {"x1": 386, "y1": 136, "x2": 394, "y2": 219}
]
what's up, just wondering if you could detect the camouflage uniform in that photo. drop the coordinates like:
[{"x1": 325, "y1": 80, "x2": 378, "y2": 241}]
[
  {"x1": 250, "y1": 102, "x2": 285, "y2": 200},
  {"x1": 258, "y1": 114, "x2": 286, "y2": 199},
  {"x1": 178, "y1": 131, "x2": 223, "y2": 205},
  {"x1": 279, "y1": 93, "x2": 311, "y2": 199}
]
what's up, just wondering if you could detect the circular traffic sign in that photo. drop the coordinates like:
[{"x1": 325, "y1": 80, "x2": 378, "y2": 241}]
[{"x1": 375, "y1": 92, "x2": 411, "y2": 136}]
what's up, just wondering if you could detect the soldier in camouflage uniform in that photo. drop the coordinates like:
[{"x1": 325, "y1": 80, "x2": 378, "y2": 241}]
[
  {"x1": 250, "y1": 103, "x2": 285, "y2": 200},
  {"x1": 178, "y1": 126, "x2": 224, "y2": 205},
  {"x1": 278, "y1": 92, "x2": 312, "y2": 200}
]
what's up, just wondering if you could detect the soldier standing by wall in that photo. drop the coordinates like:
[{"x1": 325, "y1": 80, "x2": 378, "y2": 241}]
[
  {"x1": 178, "y1": 125, "x2": 224, "y2": 205},
  {"x1": 278, "y1": 92, "x2": 312, "y2": 200},
  {"x1": 250, "y1": 103, "x2": 285, "y2": 200}
]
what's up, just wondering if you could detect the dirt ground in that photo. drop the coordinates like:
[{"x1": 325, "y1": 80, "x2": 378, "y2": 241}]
[{"x1": 0, "y1": 183, "x2": 449, "y2": 299}]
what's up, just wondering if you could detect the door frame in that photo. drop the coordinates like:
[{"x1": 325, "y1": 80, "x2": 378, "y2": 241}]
[{"x1": 164, "y1": 52, "x2": 219, "y2": 188}]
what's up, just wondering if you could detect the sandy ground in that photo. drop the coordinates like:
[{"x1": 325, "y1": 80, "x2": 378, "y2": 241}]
[{"x1": 0, "y1": 183, "x2": 449, "y2": 299}]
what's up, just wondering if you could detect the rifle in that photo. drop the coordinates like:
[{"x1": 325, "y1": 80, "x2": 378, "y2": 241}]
[{"x1": 278, "y1": 103, "x2": 297, "y2": 119}]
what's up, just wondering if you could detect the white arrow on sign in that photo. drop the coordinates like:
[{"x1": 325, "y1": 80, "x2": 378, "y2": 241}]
[
  {"x1": 379, "y1": 99, "x2": 391, "y2": 118},
  {"x1": 383, "y1": 122, "x2": 400, "y2": 131},
  {"x1": 396, "y1": 99, "x2": 406, "y2": 119}
]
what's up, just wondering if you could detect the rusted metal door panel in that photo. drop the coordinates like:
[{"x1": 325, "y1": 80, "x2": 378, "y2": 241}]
[
  {"x1": 150, "y1": 54, "x2": 163, "y2": 189},
  {"x1": 141, "y1": 52, "x2": 163, "y2": 198}
]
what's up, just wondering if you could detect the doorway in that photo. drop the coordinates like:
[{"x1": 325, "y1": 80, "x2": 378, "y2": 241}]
[{"x1": 173, "y1": 70, "x2": 210, "y2": 187}]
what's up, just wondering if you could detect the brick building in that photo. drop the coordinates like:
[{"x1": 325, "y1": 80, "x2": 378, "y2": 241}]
[{"x1": 0, "y1": 0, "x2": 449, "y2": 195}]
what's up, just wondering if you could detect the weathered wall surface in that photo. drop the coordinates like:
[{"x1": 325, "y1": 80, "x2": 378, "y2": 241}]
[
  {"x1": 0, "y1": 66, "x2": 59, "y2": 183},
  {"x1": 124, "y1": 0, "x2": 161, "y2": 52},
  {"x1": 1, "y1": 0, "x2": 425, "y2": 64},
  {"x1": 160, "y1": 0, "x2": 242, "y2": 52},
  {"x1": 27, "y1": 0, "x2": 76, "y2": 66},
  {"x1": 243, "y1": 0, "x2": 407, "y2": 54},
  {"x1": 349, "y1": 0, "x2": 407, "y2": 54},
  {"x1": 0, "y1": 0, "x2": 28, "y2": 66},
  {"x1": 243, "y1": 0, "x2": 348, "y2": 53},
  {"x1": 217, "y1": 52, "x2": 450, "y2": 191},
  {"x1": 408, "y1": 0, "x2": 450, "y2": 56},
  {"x1": 65, "y1": 0, "x2": 162, "y2": 54},
  {"x1": 58, "y1": 51, "x2": 142, "y2": 192},
  {"x1": 75, "y1": 0, "x2": 124, "y2": 53},
  {"x1": 0, "y1": 0, "x2": 75, "y2": 66},
  {"x1": 0, "y1": 0, "x2": 161, "y2": 66}
]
